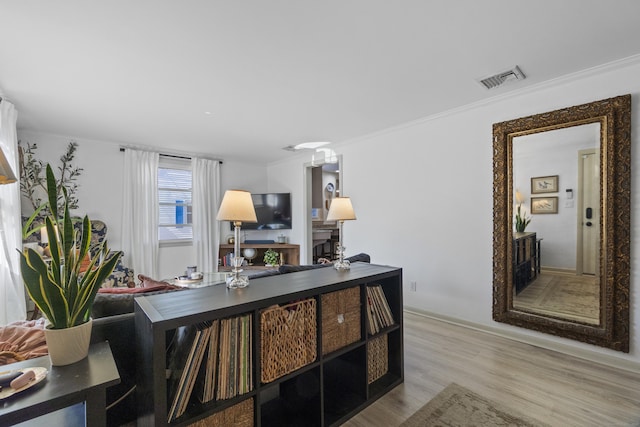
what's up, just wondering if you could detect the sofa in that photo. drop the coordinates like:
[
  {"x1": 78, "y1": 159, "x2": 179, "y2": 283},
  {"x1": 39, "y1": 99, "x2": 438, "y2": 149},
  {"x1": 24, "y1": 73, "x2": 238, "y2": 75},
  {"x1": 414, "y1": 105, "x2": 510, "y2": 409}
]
[{"x1": 92, "y1": 253, "x2": 370, "y2": 426}]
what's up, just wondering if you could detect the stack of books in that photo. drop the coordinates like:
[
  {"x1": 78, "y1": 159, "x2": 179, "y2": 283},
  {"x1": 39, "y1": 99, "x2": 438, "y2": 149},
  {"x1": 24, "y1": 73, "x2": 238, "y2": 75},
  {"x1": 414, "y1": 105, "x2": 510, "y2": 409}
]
[
  {"x1": 221, "y1": 252, "x2": 235, "y2": 267},
  {"x1": 365, "y1": 285, "x2": 395, "y2": 335},
  {"x1": 166, "y1": 322, "x2": 213, "y2": 422},
  {"x1": 166, "y1": 313, "x2": 253, "y2": 423},
  {"x1": 195, "y1": 320, "x2": 220, "y2": 403},
  {"x1": 215, "y1": 314, "x2": 253, "y2": 400}
]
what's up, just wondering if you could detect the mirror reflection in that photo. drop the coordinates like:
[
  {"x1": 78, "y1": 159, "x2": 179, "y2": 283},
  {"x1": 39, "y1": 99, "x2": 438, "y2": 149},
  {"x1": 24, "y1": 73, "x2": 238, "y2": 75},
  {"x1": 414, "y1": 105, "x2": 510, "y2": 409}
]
[
  {"x1": 305, "y1": 153, "x2": 342, "y2": 263},
  {"x1": 511, "y1": 123, "x2": 601, "y2": 325}
]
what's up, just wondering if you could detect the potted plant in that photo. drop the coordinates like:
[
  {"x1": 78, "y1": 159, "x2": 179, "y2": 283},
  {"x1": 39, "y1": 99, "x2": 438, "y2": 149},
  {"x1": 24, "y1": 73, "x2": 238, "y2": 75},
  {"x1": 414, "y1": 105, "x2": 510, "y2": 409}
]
[
  {"x1": 19, "y1": 165, "x2": 121, "y2": 365},
  {"x1": 263, "y1": 248, "x2": 280, "y2": 266},
  {"x1": 515, "y1": 204, "x2": 531, "y2": 232},
  {"x1": 19, "y1": 140, "x2": 83, "y2": 214},
  {"x1": 19, "y1": 140, "x2": 84, "y2": 254}
]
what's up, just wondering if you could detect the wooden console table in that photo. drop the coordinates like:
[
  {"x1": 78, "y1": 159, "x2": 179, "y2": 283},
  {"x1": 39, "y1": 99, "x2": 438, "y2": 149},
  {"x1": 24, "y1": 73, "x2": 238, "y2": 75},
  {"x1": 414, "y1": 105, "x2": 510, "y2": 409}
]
[
  {"x1": 219, "y1": 243, "x2": 300, "y2": 269},
  {"x1": 513, "y1": 232, "x2": 539, "y2": 293},
  {"x1": 0, "y1": 341, "x2": 120, "y2": 427}
]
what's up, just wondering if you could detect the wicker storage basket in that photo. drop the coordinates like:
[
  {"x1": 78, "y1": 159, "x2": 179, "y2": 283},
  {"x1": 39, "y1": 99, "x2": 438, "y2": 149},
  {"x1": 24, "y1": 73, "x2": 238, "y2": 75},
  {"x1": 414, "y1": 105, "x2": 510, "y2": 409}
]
[
  {"x1": 260, "y1": 298, "x2": 317, "y2": 383},
  {"x1": 367, "y1": 334, "x2": 388, "y2": 384},
  {"x1": 321, "y1": 286, "x2": 361, "y2": 355},
  {"x1": 188, "y1": 397, "x2": 253, "y2": 427}
]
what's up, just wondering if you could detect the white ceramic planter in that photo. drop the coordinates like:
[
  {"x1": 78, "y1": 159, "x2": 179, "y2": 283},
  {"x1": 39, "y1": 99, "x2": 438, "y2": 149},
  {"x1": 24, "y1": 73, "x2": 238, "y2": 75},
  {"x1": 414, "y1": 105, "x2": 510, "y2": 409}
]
[{"x1": 44, "y1": 318, "x2": 93, "y2": 366}]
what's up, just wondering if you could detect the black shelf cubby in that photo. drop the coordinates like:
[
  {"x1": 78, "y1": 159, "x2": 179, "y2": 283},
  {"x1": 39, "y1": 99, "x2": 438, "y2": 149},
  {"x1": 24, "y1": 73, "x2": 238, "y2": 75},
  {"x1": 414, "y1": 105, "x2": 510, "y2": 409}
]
[
  {"x1": 323, "y1": 345, "x2": 367, "y2": 425},
  {"x1": 135, "y1": 263, "x2": 402, "y2": 426},
  {"x1": 260, "y1": 368, "x2": 322, "y2": 427},
  {"x1": 368, "y1": 329, "x2": 403, "y2": 399}
]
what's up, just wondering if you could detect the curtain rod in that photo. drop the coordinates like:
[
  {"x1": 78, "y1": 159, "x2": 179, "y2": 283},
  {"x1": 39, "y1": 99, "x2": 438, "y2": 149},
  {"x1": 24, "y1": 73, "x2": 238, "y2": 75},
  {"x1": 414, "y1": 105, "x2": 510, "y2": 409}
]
[{"x1": 119, "y1": 147, "x2": 223, "y2": 164}]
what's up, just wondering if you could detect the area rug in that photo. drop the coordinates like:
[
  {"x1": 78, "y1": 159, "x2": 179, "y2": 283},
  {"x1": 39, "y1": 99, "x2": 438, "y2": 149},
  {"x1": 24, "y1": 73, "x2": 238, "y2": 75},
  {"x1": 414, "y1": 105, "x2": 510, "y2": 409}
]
[
  {"x1": 514, "y1": 272, "x2": 599, "y2": 324},
  {"x1": 401, "y1": 383, "x2": 550, "y2": 427},
  {"x1": 538, "y1": 275, "x2": 599, "y2": 319}
]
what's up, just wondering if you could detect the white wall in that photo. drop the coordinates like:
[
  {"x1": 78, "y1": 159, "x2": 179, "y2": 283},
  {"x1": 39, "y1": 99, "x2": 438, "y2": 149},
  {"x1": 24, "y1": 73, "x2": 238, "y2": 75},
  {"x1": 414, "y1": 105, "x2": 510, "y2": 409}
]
[
  {"x1": 16, "y1": 131, "x2": 268, "y2": 279},
  {"x1": 267, "y1": 57, "x2": 640, "y2": 366},
  {"x1": 18, "y1": 131, "x2": 126, "y2": 243},
  {"x1": 218, "y1": 159, "x2": 295, "y2": 246}
]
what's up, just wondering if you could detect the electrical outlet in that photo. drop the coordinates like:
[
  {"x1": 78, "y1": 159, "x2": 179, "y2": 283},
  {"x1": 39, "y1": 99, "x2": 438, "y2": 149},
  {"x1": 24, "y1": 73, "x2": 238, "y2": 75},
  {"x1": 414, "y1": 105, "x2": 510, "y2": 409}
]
[{"x1": 410, "y1": 281, "x2": 417, "y2": 292}]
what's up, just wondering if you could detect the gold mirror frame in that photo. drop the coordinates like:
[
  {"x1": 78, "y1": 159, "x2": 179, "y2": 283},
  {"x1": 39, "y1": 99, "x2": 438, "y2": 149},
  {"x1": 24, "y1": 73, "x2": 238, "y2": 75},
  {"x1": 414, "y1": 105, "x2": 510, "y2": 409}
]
[{"x1": 492, "y1": 95, "x2": 630, "y2": 352}]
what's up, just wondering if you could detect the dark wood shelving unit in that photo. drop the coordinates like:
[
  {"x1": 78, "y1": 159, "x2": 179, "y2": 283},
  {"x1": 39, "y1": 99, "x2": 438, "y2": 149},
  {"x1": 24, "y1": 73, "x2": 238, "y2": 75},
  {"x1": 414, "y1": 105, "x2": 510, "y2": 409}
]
[
  {"x1": 135, "y1": 263, "x2": 403, "y2": 427},
  {"x1": 219, "y1": 243, "x2": 300, "y2": 269},
  {"x1": 513, "y1": 232, "x2": 539, "y2": 293}
]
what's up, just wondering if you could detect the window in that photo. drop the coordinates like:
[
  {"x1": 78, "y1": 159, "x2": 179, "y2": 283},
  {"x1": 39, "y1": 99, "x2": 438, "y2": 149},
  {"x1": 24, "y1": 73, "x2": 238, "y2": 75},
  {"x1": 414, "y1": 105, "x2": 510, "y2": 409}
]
[{"x1": 158, "y1": 158, "x2": 192, "y2": 242}]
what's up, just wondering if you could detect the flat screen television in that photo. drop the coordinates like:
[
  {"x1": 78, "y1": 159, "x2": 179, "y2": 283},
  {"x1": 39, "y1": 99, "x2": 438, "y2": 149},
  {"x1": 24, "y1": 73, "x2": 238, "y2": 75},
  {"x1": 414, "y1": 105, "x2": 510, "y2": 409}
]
[{"x1": 236, "y1": 192, "x2": 292, "y2": 230}]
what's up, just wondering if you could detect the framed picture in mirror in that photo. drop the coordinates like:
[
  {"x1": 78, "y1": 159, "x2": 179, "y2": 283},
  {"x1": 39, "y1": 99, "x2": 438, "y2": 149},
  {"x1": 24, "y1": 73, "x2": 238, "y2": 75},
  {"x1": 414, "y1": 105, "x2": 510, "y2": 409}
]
[
  {"x1": 531, "y1": 196, "x2": 558, "y2": 214},
  {"x1": 531, "y1": 175, "x2": 558, "y2": 194}
]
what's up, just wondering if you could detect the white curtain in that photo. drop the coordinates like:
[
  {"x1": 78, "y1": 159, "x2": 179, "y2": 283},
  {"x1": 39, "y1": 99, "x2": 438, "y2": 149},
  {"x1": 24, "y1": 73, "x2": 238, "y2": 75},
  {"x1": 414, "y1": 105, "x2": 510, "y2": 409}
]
[
  {"x1": 121, "y1": 149, "x2": 159, "y2": 279},
  {"x1": 192, "y1": 157, "x2": 221, "y2": 272},
  {"x1": 0, "y1": 100, "x2": 26, "y2": 324}
]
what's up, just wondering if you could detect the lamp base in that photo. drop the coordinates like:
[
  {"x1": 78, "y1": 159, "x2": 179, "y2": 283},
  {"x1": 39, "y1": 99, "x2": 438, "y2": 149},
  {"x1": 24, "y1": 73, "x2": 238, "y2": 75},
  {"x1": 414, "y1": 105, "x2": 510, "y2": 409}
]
[
  {"x1": 333, "y1": 259, "x2": 351, "y2": 271},
  {"x1": 226, "y1": 274, "x2": 250, "y2": 289},
  {"x1": 227, "y1": 256, "x2": 249, "y2": 289}
]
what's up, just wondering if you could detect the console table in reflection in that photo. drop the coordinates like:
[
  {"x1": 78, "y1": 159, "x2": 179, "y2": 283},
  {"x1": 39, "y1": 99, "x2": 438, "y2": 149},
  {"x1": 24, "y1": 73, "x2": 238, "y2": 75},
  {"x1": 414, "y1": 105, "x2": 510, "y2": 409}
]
[{"x1": 513, "y1": 231, "x2": 540, "y2": 294}]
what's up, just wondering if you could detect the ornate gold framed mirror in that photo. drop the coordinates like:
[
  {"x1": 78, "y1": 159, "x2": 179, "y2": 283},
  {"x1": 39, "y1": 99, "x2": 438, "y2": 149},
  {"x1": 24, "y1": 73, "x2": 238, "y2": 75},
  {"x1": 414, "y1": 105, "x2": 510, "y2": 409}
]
[{"x1": 492, "y1": 95, "x2": 630, "y2": 352}]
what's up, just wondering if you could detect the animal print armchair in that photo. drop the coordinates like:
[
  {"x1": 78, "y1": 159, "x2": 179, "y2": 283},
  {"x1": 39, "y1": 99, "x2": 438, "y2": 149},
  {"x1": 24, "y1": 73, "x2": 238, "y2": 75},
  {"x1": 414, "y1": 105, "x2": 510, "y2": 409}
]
[
  {"x1": 23, "y1": 218, "x2": 135, "y2": 288},
  {"x1": 87, "y1": 220, "x2": 135, "y2": 288}
]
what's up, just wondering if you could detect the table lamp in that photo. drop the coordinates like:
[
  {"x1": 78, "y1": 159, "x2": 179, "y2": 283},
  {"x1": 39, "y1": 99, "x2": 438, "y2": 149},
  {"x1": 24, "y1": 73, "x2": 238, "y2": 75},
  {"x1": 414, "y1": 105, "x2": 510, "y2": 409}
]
[
  {"x1": 0, "y1": 147, "x2": 17, "y2": 185},
  {"x1": 216, "y1": 190, "x2": 257, "y2": 288},
  {"x1": 326, "y1": 197, "x2": 356, "y2": 271}
]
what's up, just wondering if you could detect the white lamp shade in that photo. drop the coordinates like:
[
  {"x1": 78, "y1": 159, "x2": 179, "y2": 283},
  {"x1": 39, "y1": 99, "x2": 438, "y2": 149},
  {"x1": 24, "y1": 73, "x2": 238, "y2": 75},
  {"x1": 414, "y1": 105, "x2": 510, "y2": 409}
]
[
  {"x1": 39, "y1": 223, "x2": 60, "y2": 245},
  {"x1": 326, "y1": 197, "x2": 356, "y2": 221},
  {"x1": 0, "y1": 147, "x2": 17, "y2": 185},
  {"x1": 216, "y1": 190, "x2": 258, "y2": 222}
]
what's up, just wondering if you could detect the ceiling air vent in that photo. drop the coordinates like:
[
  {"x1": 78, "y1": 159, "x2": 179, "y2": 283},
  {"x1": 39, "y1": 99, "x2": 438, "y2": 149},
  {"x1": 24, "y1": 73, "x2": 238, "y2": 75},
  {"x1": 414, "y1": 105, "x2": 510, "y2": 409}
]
[{"x1": 478, "y1": 66, "x2": 526, "y2": 89}]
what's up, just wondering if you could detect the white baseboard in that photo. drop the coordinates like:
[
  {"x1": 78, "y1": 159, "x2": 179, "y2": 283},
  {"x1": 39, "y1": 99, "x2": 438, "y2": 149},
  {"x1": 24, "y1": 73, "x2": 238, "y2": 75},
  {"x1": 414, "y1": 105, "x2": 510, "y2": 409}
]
[{"x1": 404, "y1": 307, "x2": 640, "y2": 375}]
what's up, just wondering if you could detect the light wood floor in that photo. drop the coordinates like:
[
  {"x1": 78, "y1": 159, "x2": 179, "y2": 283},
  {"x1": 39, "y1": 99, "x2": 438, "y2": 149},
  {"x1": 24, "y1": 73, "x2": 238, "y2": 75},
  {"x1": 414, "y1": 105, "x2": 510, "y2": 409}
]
[{"x1": 344, "y1": 311, "x2": 640, "y2": 427}]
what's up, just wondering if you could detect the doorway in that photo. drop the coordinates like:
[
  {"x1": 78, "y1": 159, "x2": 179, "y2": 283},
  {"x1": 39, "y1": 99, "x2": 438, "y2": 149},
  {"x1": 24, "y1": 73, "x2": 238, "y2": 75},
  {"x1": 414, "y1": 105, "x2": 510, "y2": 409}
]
[
  {"x1": 303, "y1": 154, "x2": 342, "y2": 264},
  {"x1": 576, "y1": 148, "x2": 599, "y2": 277}
]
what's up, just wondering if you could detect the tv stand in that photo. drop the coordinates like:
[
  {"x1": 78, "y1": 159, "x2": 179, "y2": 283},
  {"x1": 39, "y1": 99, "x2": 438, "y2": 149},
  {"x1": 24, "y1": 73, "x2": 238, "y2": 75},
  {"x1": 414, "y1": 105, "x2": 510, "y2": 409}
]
[{"x1": 219, "y1": 243, "x2": 300, "y2": 269}]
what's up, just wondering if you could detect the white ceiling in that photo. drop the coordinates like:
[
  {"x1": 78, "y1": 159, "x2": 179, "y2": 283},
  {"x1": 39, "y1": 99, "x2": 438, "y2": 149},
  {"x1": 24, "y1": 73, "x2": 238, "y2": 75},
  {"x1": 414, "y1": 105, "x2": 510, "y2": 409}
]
[{"x1": 2, "y1": 1, "x2": 640, "y2": 163}]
